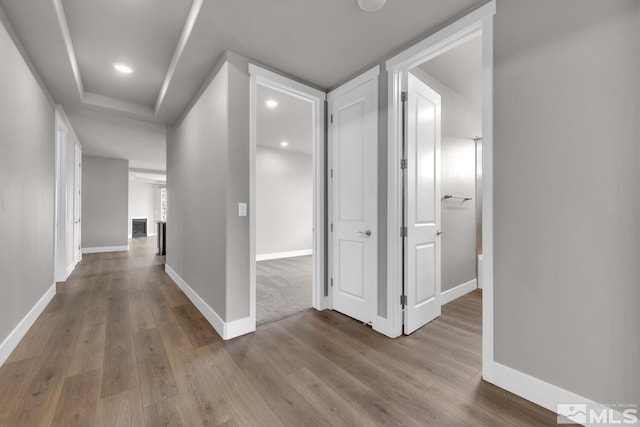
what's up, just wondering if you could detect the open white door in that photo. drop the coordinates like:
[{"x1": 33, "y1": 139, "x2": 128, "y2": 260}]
[
  {"x1": 403, "y1": 72, "x2": 442, "y2": 334},
  {"x1": 329, "y1": 67, "x2": 378, "y2": 324},
  {"x1": 73, "y1": 143, "x2": 82, "y2": 264}
]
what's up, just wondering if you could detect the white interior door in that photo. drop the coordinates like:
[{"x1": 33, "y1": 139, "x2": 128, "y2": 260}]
[
  {"x1": 404, "y1": 72, "x2": 442, "y2": 334},
  {"x1": 329, "y1": 69, "x2": 378, "y2": 324},
  {"x1": 73, "y1": 143, "x2": 82, "y2": 263}
]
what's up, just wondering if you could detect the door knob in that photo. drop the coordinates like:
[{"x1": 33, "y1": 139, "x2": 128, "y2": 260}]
[
  {"x1": 358, "y1": 230, "x2": 372, "y2": 237},
  {"x1": 436, "y1": 230, "x2": 443, "y2": 236}
]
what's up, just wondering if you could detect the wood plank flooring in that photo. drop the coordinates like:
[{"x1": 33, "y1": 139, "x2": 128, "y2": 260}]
[{"x1": 0, "y1": 237, "x2": 557, "y2": 426}]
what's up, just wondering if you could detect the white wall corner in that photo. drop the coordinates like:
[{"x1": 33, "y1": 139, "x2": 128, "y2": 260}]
[
  {"x1": 0, "y1": 283, "x2": 56, "y2": 367},
  {"x1": 440, "y1": 278, "x2": 477, "y2": 306},
  {"x1": 165, "y1": 264, "x2": 255, "y2": 340}
]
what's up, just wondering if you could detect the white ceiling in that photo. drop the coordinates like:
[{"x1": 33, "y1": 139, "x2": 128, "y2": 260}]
[
  {"x1": 257, "y1": 85, "x2": 312, "y2": 156},
  {"x1": 418, "y1": 35, "x2": 482, "y2": 107},
  {"x1": 0, "y1": 0, "x2": 483, "y2": 170}
]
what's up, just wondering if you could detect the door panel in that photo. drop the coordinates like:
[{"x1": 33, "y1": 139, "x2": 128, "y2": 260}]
[
  {"x1": 329, "y1": 71, "x2": 378, "y2": 324},
  {"x1": 404, "y1": 72, "x2": 442, "y2": 334}
]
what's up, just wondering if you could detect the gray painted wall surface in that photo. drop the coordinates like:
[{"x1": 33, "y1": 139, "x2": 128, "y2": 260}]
[
  {"x1": 128, "y1": 180, "x2": 156, "y2": 237},
  {"x1": 256, "y1": 147, "x2": 313, "y2": 256},
  {"x1": 81, "y1": 156, "x2": 129, "y2": 248},
  {"x1": 411, "y1": 68, "x2": 480, "y2": 293},
  {"x1": 494, "y1": 0, "x2": 640, "y2": 407},
  {"x1": 224, "y1": 52, "x2": 251, "y2": 321},
  {"x1": 0, "y1": 17, "x2": 54, "y2": 345},
  {"x1": 167, "y1": 60, "x2": 229, "y2": 320}
]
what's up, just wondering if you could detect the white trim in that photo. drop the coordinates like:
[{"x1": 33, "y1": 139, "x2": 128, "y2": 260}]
[
  {"x1": 154, "y1": 0, "x2": 203, "y2": 114},
  {"x1": 385, "y1": 1, "x2": 496, "y2": 70},
  {"x1": 383, "y1": 0, "x2": 496, "y2": 343},
  {"x1": 256, "y1": 249, "x2": 313, "y2": 262},
  {"x1": 0, "y1": 283, "x2": 56, "y2": 367},
  {"x1": 487, "y1": 363, "x2": 634, "y2": 426},
  {"x1": 440, "y1": 279, "x2": 477, "y2": 306},
  {"x1": 327, "y1": 65, "x2": 379, "y2": 328},
  {"x1": 54, "y1": 111, "x2": 68, "y2": 283},
  {"x1": 327, "y1": 65, "x2": 380, "y2": 101},
  {"x1": 165, "y1": 264, "x2": 256, "y2": 340},
  {"x1": 249, "y1": 64, "x2": 328, "y2": 333},
  {"x1": 480, "y1": 14, "x2": 496, "y2": 382},
  {"x1": 63, "y1": 260, "x2": 78, "y2": 281},
  {"x1": 82, "y1": 245, "x2": 129, "y2": 254}
]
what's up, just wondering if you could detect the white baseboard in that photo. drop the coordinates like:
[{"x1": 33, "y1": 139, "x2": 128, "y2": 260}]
[
  {"x1": 485, "y1": 361, "x2": 637, "y2": 426},
  {"x1": 82, "y1": 245, "x2": 129, "y2": 254},
  {"x1": 0, "y1": 283, "x2": 56, "y2": 366},
  {"x1": 441, "y1": 278, "x2": 477, "y2": 305},
  {"x1": 164, "y1": 264, "x2": 255, "y2": 340},
  {"x1": 256, "y1": 249, "x2": 312, "y2": 262},
  {"x1": 128, "y1": 233, "x2": 157, "y2": 239},
  {"x1": 63, "y1": 260, "x2": 79, "y2": 280}
]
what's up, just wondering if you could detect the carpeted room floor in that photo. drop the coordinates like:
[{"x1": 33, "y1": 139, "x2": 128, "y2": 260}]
[{"x1": 256, "y1": 255, "x2": 312, "y2": 325}]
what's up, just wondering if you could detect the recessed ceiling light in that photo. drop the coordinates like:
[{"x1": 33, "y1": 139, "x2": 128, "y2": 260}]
[
  {"x1": 113, "y1": 63, "x2": 134, "y2": 74},
  {"x1": 357, "y1": 0, "x2": 386, "y2": 12},
  {"x1": 265, "y1": 99, "x2": 278, "y2": 109},
  {"x1": 280, "y1": 141, "x2": 289, "y2": 147}
]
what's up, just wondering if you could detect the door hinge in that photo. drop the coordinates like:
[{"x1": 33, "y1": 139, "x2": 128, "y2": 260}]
[
  {"x1": 400, "y1": 227, "x2": 407, "y2": 237},
  {"x1": 400, "y1": 295, "x2": 408, "y2": 305},
  {"x1": 400, "y1": 159, "x2": 407, "y2": 169},
  {"x1": 330, "y1": 169, "x2": 333, "y2": 178},
  {"x1": 331, "y1": 224, "x2": 333, "y2": 232},
  {"x1": 401, "y1": 91, "x2": 407, "y2": 102},
  {"x1": 330, "y1": 278, "x2": 334, "y2": 287},
  {"x1": 330, "y1": 114, "x2": 334, "y2": 124}
]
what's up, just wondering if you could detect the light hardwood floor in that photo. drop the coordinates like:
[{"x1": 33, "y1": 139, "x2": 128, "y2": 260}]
[{"x1": 0, "y1": 237, "x2": 556, "y2": 426}]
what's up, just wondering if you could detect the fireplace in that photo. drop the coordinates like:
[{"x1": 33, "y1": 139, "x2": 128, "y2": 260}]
[{"x1": 132, "y1": 218, "x2": 147, "y2": 238}]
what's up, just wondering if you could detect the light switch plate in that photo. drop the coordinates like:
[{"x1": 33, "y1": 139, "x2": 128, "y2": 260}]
[{"x1": 238, "y1": 203, "x2": 247, "y2": 217}]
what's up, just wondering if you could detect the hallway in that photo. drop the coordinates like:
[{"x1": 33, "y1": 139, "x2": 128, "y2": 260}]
[{"x1": 0, "y1": 238, "x2": 554, "y2": 426}]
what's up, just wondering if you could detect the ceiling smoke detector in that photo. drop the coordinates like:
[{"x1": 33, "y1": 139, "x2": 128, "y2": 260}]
[{"x1": 357, "y1": 0, "x2": 386, "y2": 12}]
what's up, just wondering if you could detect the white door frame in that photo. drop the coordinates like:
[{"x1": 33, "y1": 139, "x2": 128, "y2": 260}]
[
  {"x1": 384, "y1": 0, "x2": 496, "y2": 377},
  {"x1": 327, "y1": 66, "x2": 380, "y2": 326},
  {"x1": 54, "y1": 111, "x2": 67, "y2": 283},
  {"x1": 248, "y1": 64, "x2": 328, "y2": 328},
  {"x1": 73, "y1": 141, "x2": 82, "y2": 264}
]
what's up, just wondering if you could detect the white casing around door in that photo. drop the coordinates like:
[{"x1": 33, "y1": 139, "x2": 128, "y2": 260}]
[
  {"x1": 404, "y1": 72, "x2": 442, "y2": 334},
  {"x1": 73, "y1": 143, "x2": 82, "y2": 264},
  {"x1": 329, "y1": 68, "x2": 378, "y2": 325}
]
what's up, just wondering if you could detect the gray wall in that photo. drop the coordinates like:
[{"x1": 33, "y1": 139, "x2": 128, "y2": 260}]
[
  {"x1": 128, "y1": 180, "x2": 156, "y2": 237},
  {"x1": 167, "y1": 58, "x2": 229, "y2": 319},
  {"x1": 493, "y1": 0, "x2": 640, "y2": 407},
  {"x1": 0, "y1": 15, "x2": 55, "y2": 347},
  {"x1": 81, "y1": 156, "x2": 129, "y2": 249},
  {"x1": 168, "y1": 51, "x2": 251, "y2": 322},
  {"x1": 256, "y1": 147, "x2": 313, "y2": 256},
  {"x1": 411, "y1": 68, "x2": 480, "y2": 292}
]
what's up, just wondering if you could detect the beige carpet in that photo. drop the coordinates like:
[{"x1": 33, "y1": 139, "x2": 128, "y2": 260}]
[{"x1": 256, "y1": 255, "x2": 312, "y2": 325}]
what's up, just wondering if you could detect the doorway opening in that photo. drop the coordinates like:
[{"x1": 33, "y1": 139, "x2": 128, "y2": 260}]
[
  {"x1": 249, "y1": 65, "x2": 327, "y2": 328},
  {"x1": 385, "y1": 0, "x2": 495, "y2": 375}
]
